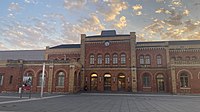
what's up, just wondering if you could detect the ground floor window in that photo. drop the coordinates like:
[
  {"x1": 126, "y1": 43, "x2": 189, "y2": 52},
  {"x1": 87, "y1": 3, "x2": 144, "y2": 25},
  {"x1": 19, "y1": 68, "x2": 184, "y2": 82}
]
[
  {"x1": 57, "y1": 72, "x2": 65, "y2": 86},
  {"x1": 180, "y1": 73, "x2": 189, "y2": 87},
  {"x1": 0, "y1": 74, "x2": 3, "y2": 86},
  {"x1": 143, "y1": 74, "x2": 150, "y2": 87}
]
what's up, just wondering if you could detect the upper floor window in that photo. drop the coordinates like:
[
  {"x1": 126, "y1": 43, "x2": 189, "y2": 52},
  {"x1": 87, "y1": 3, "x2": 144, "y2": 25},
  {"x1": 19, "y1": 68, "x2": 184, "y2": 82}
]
[
  {"x1": 191, "y1": 56, "x2": 197, "y2": 60},
  {"x1": 145, "y1": 55, "x2": 151, "y2": 65},
  {"x1": 57, "y1": 72, "x2": 65, "y2": 86},
  {"x1": 105, "y1": 54, "x2": 110, "y2": 64},
  {"x1": 121, "y1": 53, "x2": 126, "y2": 64},
  {"x1": 177, "y1": 56, "x2": 182, "y2": 61},
  {"x1": 139, "y1": 55, "x2": 144, "y2": 64},
  {"x1": 156, "y1": 55, "x2": 162, "y2": 65},
  {"x1": 113, "y1": 54, "x2": 118, "y2": 64},
  {"x1": 185, "y1": 56, "x2": 190, "y2": 61},
  {"x1": 90, "y1": 54, "x2": 95, "y2": 65},
  {"x1": 180, "y1": 73, "x2": 189, "y2": 87},
  {"x1": 97, "y1": 54, "x2": 102, "y2": 64},
  {"x1": 0, "y1": 74, "x2": 3, "y2": 86}
]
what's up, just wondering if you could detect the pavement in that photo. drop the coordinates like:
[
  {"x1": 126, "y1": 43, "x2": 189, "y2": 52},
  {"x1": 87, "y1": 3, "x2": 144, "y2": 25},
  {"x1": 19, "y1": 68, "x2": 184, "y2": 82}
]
[{"x1": 0, "y1": 92, "x2": 200, "y2": 112}]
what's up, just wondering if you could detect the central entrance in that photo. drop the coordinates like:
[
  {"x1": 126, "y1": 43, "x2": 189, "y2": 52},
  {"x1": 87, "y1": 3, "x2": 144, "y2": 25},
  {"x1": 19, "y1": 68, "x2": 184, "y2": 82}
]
[
  {"x1": 104, "y1": 74, "x2": 111, "y2": 91},
  {"x1": 118, "y1": 74, "x2": 126, "y2": 91},
  {"x1": 156, "y1": 74, "x2": 165, "y2": 92}
]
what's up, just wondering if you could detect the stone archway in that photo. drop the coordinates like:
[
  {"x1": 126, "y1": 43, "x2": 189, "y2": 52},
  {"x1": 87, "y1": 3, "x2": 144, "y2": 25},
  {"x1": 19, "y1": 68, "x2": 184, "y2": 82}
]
[
  {"x1": 90, "y1": 73, "x2": 98, "y2": 91},
  {"x1": 104, "y1": 74, "x2": 111, "y2": 91},
  {"x1": 118, "y1": 74, "x2": 126, "y2": 91},
  {"x1": 156, "y1": 74, "x2": 165, "y2": 92}
]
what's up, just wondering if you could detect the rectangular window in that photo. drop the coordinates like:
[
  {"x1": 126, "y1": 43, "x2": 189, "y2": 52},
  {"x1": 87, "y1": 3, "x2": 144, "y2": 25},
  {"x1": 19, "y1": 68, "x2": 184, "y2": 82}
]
[
  {"x1": 145, "y1": 56, "x2": 151, "y2": 64},
  {"x1": 0, "y1": 74, "x2": 3, "y2": 86},
  {"x1": 105, "y1": 55, "x2": 110, "y2": 64},
  {"x1": 121, "y1": 54, "x2": 126, "y2": 64},
  {"x1": 90, "y1": 55, "x2": 95, "y2": 65}
]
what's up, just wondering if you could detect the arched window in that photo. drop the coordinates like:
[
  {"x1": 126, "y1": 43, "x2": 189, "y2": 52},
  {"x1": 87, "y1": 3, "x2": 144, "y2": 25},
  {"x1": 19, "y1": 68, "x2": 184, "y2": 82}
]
[
  {"x1": 140, "y1": 55, "x2": 144, "y2": 64},
  {"x1": 180, "y1": 73, "x2": 189, "y2": 87},
  {"x1": 90, "y1": 54, "x2": 95, "y2": 64},
  {"x1": 38, "y1": 72, "x2": 46, "y2": 86},
  {"x1": 185, "y1": 56, "x2": 190, "y2": 61},
  {"x1": 121, "y1": 53, "x2": 126, "y2": 64},
  {"x1": 57, "y1": 72, "x2": 65, "y2": 86},
  {"x1": 143, "y1": 74, "x2": 150, "y2": 87},
  {"x1": 156, "y1": 55, "x2": 162, "y2": 65},
  {"x1": 145, "y1": 55, "x2": 151, "y2": 64},
  {"x1": 191, "y1": 56, "x2": 197, "y2": 60},
  {"x1": 177, "y1": 56, "x2": 182, "y2": 61},
  {"x1": 9, "y1": 75, "x2": 13, "y2": 84},
  {"x1": 105, "y1": 54, "x2": 110, "y2": 64},
  {"x1": 97, "y1": 54, "x2": 102, "y2": 64},
  {"x1": 113, "y1": 54, "x2": 118, "y2": 64}
]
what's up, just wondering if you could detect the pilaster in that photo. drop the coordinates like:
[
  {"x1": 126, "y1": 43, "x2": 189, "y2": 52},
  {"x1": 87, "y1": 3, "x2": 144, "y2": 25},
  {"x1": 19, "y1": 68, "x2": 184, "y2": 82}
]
[
  {"x1": 171, "y1": 67, "x2": 177, "y2": 94},
  {"x1": 69, "y1": 65, "x2": 75, "y2": 93}
]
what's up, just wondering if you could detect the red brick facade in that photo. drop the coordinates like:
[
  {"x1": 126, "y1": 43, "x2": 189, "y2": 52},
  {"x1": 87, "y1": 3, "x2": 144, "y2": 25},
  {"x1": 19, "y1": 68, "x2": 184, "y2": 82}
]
[{"x1": 1, "y1": 30, "x2": 200, "y2": 94}]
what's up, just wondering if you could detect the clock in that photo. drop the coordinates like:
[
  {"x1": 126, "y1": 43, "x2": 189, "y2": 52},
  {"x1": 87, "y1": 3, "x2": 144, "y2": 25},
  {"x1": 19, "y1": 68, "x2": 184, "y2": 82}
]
[{"x1": 104, "y1": 41, "x2": 110, "y2": 46}]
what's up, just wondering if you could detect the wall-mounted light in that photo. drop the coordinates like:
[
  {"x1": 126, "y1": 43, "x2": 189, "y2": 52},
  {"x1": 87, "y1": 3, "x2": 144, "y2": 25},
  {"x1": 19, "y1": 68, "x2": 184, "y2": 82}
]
[
  {"x1": 127, "y1": 77, "x2": 130, "y2": 83},
  {"x1": 99, "y1": 77, "x2": 101, "y2": 82},
  {"x1": 113, "y1": 77, "x2": 116, "y2": 83}
]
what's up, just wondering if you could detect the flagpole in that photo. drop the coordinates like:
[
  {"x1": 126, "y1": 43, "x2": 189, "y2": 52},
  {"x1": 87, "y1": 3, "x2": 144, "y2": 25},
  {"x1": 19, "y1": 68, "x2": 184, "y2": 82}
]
[{"x1": 41, "y1": 63, "x2": 45, "y2": 98}]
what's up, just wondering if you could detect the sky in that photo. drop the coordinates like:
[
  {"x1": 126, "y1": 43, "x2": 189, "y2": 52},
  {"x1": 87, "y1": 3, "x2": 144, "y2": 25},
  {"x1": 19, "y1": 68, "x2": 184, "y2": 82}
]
[{"x1": 0, "y1": 0, "x2": 200, "y2": 50}]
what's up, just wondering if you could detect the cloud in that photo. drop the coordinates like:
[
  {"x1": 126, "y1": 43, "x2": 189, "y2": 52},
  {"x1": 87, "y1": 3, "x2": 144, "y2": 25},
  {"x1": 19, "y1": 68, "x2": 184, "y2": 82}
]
[
  {"x1": 114, "y1": 16, "x2": 127, "y2": 29},
  {"x1": 62, "y1": 14, "x2": 105, "y2": 41},
  {"x1": 132, "y1": 4, "x2": 143, "y2": 16},
  {"x1": 132, "y1": 4, "x2": 142, "y2": 11},
  {"x1": 8, "y1": 2, "x2": 21, "y2": 12},
  {"x1": 64, "y1": 0, "x2": 87, "y2": 9},
  {"x1": 96, "y1": 0, "x2": 128, "y2": 21}
]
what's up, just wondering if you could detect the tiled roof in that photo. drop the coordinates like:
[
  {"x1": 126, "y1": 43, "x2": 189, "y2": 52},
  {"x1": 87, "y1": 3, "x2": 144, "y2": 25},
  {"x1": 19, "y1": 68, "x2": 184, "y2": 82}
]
[
  {"x1": 0, "y1": 50, "x2": 45, "y2": 61},
  {"x1": 49, "y1": 44, "x2": 81, "y2": 49}
]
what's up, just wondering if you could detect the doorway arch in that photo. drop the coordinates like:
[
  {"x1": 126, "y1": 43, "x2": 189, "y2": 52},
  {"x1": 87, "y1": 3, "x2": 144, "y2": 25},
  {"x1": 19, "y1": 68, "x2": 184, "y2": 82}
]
[
  {"x1": 90, "y1": 73, "x2": 98, "y2": 91},
  {"x1": 156, "y1": 74, "x2": 165, "y2": 92},
  {"x1": 104, "y1": 74, "x2": 111, "y2": 91},
  {"x1": 118, "y1": 74, "x2": 126, "y2": 91}
]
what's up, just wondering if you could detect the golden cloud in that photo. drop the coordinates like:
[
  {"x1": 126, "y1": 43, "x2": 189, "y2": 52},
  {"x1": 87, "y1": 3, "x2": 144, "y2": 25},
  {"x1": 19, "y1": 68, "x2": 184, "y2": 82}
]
[{"x1": 114, "y1": 16, "x2": 127, "y2": 29}]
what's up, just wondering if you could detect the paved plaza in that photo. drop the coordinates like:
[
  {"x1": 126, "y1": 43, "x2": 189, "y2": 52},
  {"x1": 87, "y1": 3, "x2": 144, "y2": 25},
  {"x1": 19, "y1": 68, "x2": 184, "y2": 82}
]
[{"x1": 0, "y1": 93, "x2": 200, "y2": 112}]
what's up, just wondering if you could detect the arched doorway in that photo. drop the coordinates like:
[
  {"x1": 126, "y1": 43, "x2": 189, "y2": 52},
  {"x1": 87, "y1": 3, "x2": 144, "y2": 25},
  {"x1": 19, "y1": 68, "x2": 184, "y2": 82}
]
[
  {"x1": 118, "y1": 74, "x2": 126, "y2": 91},
  {"x1": 156, "y1": 74, "x2": 165, "y2": 92},
  {"x1": 90, "y1": 73, "x2": 98, "y2": 91},
  {"x1": 104, "y1": 74, "x2": 111, "y2": 91}
]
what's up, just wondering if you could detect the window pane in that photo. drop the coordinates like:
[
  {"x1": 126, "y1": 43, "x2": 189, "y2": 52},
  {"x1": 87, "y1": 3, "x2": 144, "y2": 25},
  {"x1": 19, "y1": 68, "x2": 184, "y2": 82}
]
[
  {"x1": 157, "y1": 55, "x2": 162, "y2": 65},
  {"x1": 121, "y1": 54, "x2": 126, "y2": 64},
  {"x1": 140, "y1": 56, "x2": 144, "y2": 64},
  {"x1": 145, "y1": 55, "x2": 151, "y2": 64},
  {"x1": 105, "y1": 54, "x2": 110, "y2": 64},
  {"x1": 0, "y1": 75, "x2": 3, "y2": 86},
  {"x1": 90, "y1": 54, "x2": 94, "y2": 64},
  {"x1": 113, "y1": 54, "x2": 118, "y2": 64},
  {"x1": 97, "y1": 55, "x2": 102, "y2": 64},
  {"x1": 143, "y1": 75, "x2": 150, "y2": 87},
  {"x1": 38, "y1": 73, "x2": 45, "y2": 86},
  {"x1": 58, "y1": 72, "x2": 65, "y2": 86},
  {"x1": 180, "y1": 74, "x2": 189, "y2": 87}
]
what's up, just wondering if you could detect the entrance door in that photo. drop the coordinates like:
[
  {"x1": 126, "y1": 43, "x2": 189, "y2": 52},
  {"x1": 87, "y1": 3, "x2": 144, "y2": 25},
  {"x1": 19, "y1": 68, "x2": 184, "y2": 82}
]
[
  {"x1": 90, "y1": 74, "x2": 98, "y2": 91},
  {"x1": 118, "y1": 74, "x2": 125, "y2": 91},
  {"x1": 104, "y1": 74, "x2": 111, "y2": 91},
  {"x1": 156, "y1": 74, "x2": 165, "y2": 92}
]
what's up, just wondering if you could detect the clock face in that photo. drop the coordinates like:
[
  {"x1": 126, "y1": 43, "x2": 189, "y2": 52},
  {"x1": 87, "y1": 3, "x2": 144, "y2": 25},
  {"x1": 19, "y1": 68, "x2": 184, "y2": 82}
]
[{"x1": 104, "y1": 41, "x2": 110, "y2": 46}]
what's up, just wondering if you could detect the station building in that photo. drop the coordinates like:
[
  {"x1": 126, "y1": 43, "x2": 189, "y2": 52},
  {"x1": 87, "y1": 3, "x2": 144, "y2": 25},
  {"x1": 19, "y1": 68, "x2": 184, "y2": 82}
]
[{"x1": 0, "y1": 30, "x2": 200, "y2": 94}]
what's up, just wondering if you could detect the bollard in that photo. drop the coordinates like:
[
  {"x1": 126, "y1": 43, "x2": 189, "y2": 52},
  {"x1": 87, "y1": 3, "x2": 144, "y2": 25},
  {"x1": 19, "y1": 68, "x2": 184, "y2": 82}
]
[{"x1": 19, "y1": 87, "x2": 22, "y2": 98}]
